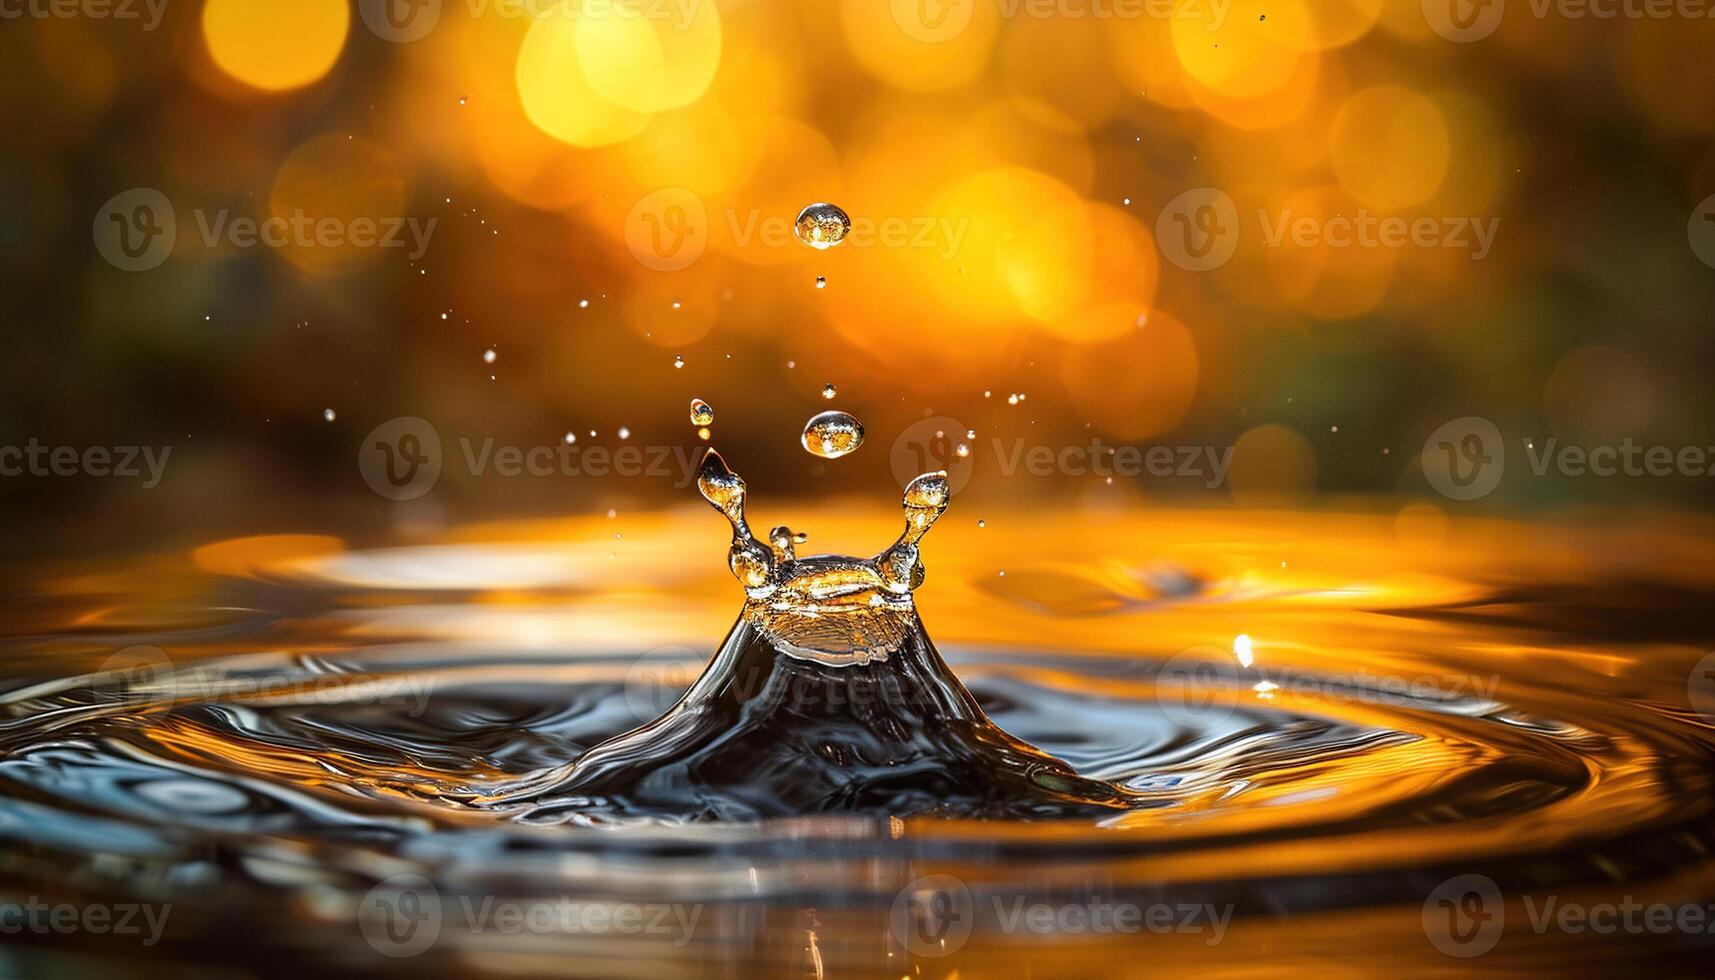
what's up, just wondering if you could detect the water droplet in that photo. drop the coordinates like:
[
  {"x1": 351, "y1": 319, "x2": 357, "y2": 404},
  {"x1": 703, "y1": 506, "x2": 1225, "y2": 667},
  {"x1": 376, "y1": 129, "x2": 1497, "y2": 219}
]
[
  {"x1": 801, "y1": 410, "x2": 865, "y2": 459},
  {"x1": 1007, "y1": 393, "x2": 1019, "y2": 405},
  {"x1": 822, "y1": 383, "x2": 837, "y2": 400},
  {"x1": 955, "y1": 443, "x2": 969, "y2": 458},
  {"x1": 977, "y1": 519, "x2": 987, "y2": 528},
  {"x1": 690, "y1": 398, "x2": 715, "y2": 427},
  {"x1": 564, "y1": 432, "x2": 577, "y2": 444},
  {"x1": 697, "y1": 426, "x2": 711, "y2": 441},
  {"x1": 673, "y1": 354, "x2": 684, "y2": 369},
  {"x1": 483, "y1": 348, "x2": 497, "y2": 364},
  {"x1": 965, "y1": 428, "x2": 976, "y2": 439},
  {"x1": 617, "y1": 426, "x2": 631, "y2": 440},
  {"x1": 794, "y1": 203, "x2": 851, "y2": 249},
  {"x1": 815, "y1": 276, "x2": 826, "y2": 289},
  {"x1": 322, "y1": 409, "x2": 336, "y2": 422}
]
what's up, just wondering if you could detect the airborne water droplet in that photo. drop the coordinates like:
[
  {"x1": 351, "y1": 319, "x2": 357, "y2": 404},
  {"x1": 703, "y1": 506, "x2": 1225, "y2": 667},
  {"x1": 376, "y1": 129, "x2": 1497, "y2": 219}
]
[
  {"x1": 822, "y1": 383, "x2": 837, "y2": 399},
  {"x1": 794, "y1": 203, "x2": 851, "y2": 250},
  {"x1": 801, "y1": 410, "x2": 865, "y2": 459},
  {"x1": 483, "y1": 348, "x2": 497, "y2": 364},
  {"x1": 690, "y1": 398, "x2": 715, "y2": 427}
]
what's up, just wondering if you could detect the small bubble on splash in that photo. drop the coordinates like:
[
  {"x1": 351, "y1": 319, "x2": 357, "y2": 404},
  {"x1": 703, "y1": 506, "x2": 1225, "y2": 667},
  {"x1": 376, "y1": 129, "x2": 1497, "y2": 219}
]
[
  {"x1": 690, "y1": 398, "x2": 715, "y2": 427},
  {"x1": 794, "y1": 203, "x2": 851, "y2": 250},
  {"x1": 822, "y1": 383, "x2": 837, "y2": 399},
  {"x1": 801, "y1": 410, "x2": 865, "y2": 459}
]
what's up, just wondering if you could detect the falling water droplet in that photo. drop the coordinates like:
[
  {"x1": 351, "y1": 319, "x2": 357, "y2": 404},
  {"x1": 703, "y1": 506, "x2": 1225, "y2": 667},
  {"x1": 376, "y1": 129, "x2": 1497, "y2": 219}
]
[
  {"x1": 617, "y1": 426, "x2": 632, "y2": 440},
  {"x1": 690, "y1": 398, "x2": 715, "y2": 427},
  {"x1": 801, "y1": 410, "x2": 865, "y2": 459},
  {"x1": 483, "y1": 348, "x2": 497, "y2": 364},
  {"x1": 322, "y1": 409, "x2": 336, "y2": 422},
  {"x1": 794, "y1": 203, "x2": 851, "y2": 249},
  {"x1": 674, "y1": 355, "x2": 685, "y2": 369},
  {"x1": 564, "y1": 432, "x2": 577, "y2": 445},
  {"x1": 822, "y1": 383, "x2": 837, "y2": 400},
  {"x1": 815, "y1": 276, "x2": 826, "y2": 289}
]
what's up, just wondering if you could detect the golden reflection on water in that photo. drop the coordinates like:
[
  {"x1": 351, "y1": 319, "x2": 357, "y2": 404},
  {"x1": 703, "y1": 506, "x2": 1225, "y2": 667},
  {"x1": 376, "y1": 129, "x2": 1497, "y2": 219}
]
[{"x1": 11, "y1": 504, "x2": 1715, "y2": 974}]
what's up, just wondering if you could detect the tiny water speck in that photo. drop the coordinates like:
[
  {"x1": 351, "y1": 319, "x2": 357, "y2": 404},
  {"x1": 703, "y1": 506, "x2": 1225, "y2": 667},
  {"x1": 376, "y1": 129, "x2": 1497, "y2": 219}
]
[
  {"x1": 674, "y1": 355, "x2": 685, "y2": 369},
  {"x1": 483, "y1": 349, "x2": 497, "y2": 364},
  {"x1": 801, "y1": 410, "x2": 865, "y2": 459},
  {"x1": 815, "y1": 276, "x2": 826, "y2": 289},
  {"x1": 322, "y1": 409, "x2": 335, "y2": 422},
  {"x1": 822, "y1": 383, "x2": 837, "y2": 400},
  {"x1": 564, "y1": 432, "x2": 577, "y2": 445},
  {"x1": 618, "y1": 427, "x2": 631, "y2": 440},
  {"x1": 794, "y1": 203, "x2": 851, "y2": 249}
]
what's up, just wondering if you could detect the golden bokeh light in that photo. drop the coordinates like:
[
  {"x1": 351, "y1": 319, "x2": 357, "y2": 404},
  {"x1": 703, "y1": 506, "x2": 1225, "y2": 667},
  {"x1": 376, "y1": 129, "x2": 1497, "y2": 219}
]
[
  {"x1": 1330, "y1": 86, "x2": 1450, "y2": 210},
  {"x1": 516, "y1": 12, "x2": 652, "y2": 147},
  {"x1": 202, "y1": 0, "x2": 349, "y2": 92},
  {"x1": 574, "y1": 0, "x2": 723, "y2": 114},
  {"x1": 267, "y1": 133, "x2": 407, "y2": 275}
]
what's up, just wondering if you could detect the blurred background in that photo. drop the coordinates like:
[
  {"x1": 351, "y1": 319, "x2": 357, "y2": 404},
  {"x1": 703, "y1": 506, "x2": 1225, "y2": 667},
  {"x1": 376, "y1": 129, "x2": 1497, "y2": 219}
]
[{"x1": 2, "y1": 0, "x2": 1713, "y2": 557}]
